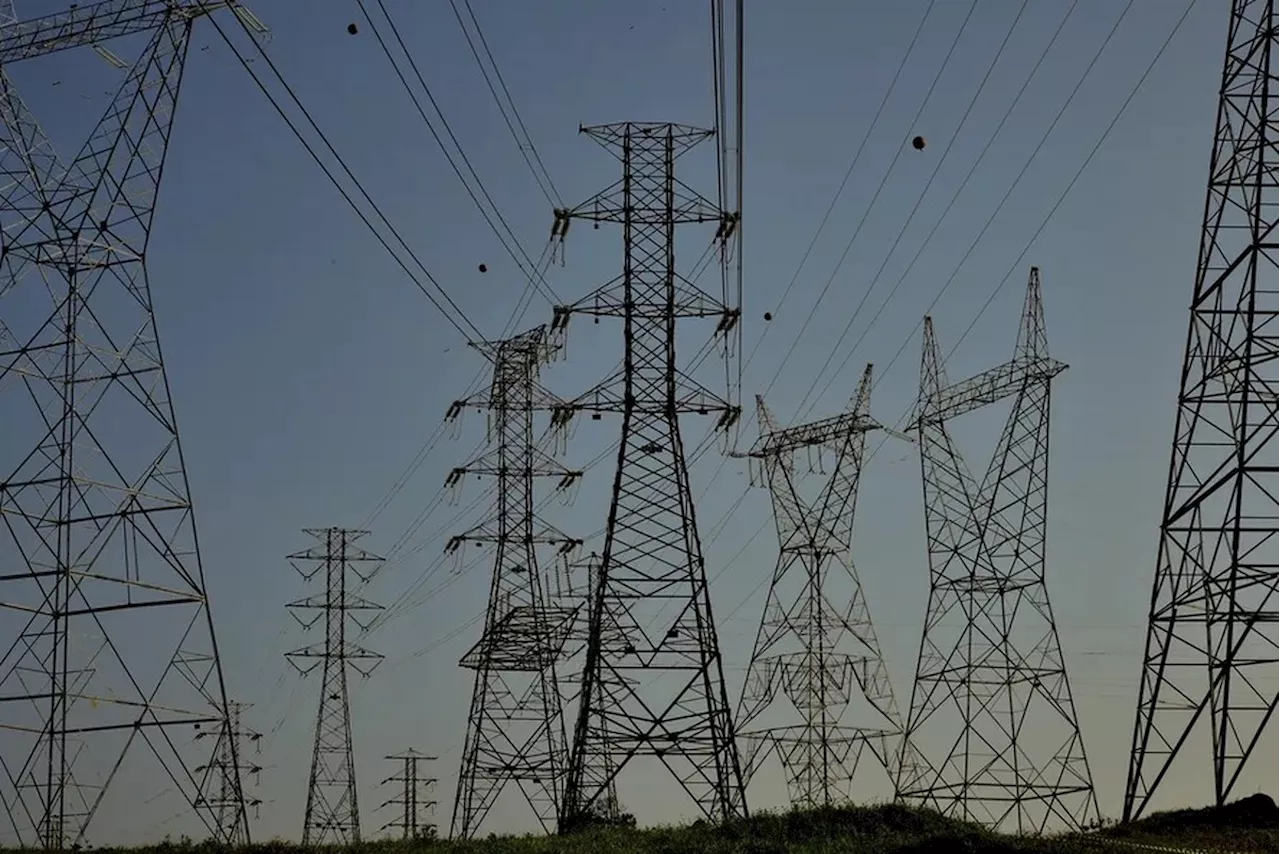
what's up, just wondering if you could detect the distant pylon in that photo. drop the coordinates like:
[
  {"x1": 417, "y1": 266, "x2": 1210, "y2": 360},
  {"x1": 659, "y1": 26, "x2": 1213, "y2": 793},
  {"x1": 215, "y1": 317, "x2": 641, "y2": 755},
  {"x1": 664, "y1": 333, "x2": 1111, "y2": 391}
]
[
  {"x1": 736, "y1": 365, "x2": 913, "y2": 808},
  {"x1": 379, "y1": 749, "x2": 439, "y2": 841},
  {"x1": 196, "y1": 701, "x2": 263, "y2": 845},
  {"x1": 446, "y1": 325, "x2": 583, "y2": 839},
  {"x1": 549, "y1": 121, "x2": 747, "y2": 831},
  {"x1": 0, "y1": 3, "x2": 258, "y2": 847},
  {"x1": 1123, "y1": 0, "x2": 1278, "y2": 822},
  {"x1": 285, "y1": 528, "x2": 385, "y2": 846},
  {"x1": 895, "y1": 270, "x2": 1100, "y2": 834}
]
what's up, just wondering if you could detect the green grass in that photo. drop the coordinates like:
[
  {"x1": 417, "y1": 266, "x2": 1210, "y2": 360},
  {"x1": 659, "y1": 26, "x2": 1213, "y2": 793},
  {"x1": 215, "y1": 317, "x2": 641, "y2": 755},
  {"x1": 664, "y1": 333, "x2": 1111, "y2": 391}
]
[{"x1": 47, "y1": 797, "x2": 1279, "y2": 854}]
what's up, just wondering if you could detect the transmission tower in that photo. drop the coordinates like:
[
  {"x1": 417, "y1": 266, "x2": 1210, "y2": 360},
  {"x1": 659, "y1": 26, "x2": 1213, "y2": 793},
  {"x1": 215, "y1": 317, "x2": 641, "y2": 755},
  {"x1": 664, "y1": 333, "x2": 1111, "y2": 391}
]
[
  {"x1": 895, "y1": 269, "x2": 1099, "y2": 834},
  {"x1": 1124, "y1": 0, "x2": 1278, "y2": 822},
  {"x1": 379, "y1": 749, "x2": 438, "y2": 841},
  {"x1": 549, "y1": 122, "x2": 747, "y2": 831},
  {"x1": 446, "y1": 325, "x2": 583, "y2": 839},
  {"x1": 736, "y1": 365, "x2": 913, "y2": 808},
  {"x1": 285, "y1": 528, "x2": 385, "y2": 846},
  {"x1": 195, "y1": 701, "x2": 263, "y2": 845},
  {"x1": 0, "y1": 2, "x2": 263, "y2": 846}
]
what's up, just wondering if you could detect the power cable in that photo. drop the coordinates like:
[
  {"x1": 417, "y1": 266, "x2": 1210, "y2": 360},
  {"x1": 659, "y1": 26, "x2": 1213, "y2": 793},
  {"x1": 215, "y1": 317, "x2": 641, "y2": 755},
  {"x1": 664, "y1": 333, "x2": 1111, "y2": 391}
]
[
  {"x1": 452, "y1": 0, "x2": 562, "y2": 209},
  {"x1": 359, "y1": 0, "x2": 561, "y2": 307},
  {"x1": 211, "y1": 12, "x2": 484, "y2": 343},
  {"x1": 762, "y1": 0, "x2": 978, "y2": 404},
  {"x1": 796, "y1": 0, "x2": 1140, "y2": 422},
  {"x1": 745, "y1": 0, "x2": 936, "y2": 376}
]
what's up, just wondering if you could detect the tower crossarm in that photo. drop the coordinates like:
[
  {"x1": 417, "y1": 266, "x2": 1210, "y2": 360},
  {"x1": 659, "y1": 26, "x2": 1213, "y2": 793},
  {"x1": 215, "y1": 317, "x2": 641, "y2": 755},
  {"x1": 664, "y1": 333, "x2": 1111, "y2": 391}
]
[
  {"x1": 0, "y1": 0, "x2": 242, "y2": 65},
  {"x1": 749, "y1": 410, "x2": 881, "y2": 458},
  {"x1": 911, "y1": 354, "x2": 1067, "y2": 428}
]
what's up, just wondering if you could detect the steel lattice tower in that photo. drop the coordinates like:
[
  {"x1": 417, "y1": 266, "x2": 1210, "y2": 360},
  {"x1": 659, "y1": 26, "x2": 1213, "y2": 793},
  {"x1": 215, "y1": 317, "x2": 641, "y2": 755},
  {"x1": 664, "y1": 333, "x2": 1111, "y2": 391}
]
[
  {"x1": 379, "y1": 749, "x2": 439, "y2": 841},
  {"x1": 195, "y1": 701, "x2": 263, "y2": 846},
  {"x1": 1123, "y1": 0, "x2": 1278, "y2": 822},
  {"x1": 285, "y1": 528, "x2": 385, "y2": 846},
  {"x1": 446, "y1": 325, "x2": 583, "y2": 839},
  {"x1": 0, "y1": 2, "x2": 257, "y2": 847},
  {"x1": 895, "y1": 270, "x2": 1099, "y2": 834},
  {"x1": 736, "y1": 365, "x2": 912, "y2": 808},
  {"x1": 549, "y1": 122, "x2": 746, "y2": 831}
]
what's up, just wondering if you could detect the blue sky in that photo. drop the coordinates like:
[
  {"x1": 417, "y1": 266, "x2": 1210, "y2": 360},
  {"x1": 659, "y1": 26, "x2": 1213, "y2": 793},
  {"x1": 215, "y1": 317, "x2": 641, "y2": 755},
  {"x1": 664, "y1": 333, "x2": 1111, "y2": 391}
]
[{"x1": 2, "y1": 0, "x2": 1274, "y2": 844}]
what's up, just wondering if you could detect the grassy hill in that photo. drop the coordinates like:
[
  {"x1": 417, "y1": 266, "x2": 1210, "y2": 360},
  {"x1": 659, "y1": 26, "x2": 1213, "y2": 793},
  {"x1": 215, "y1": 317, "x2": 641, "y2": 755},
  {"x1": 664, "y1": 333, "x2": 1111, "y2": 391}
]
[{"x1": 47, "y1": 797, "x2": 1280, "y2": 854}]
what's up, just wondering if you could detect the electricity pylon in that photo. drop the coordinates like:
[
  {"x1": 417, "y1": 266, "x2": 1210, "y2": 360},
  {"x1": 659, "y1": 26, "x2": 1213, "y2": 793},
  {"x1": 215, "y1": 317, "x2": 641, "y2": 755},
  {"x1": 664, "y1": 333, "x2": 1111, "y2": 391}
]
[
  {"x1": 285, "y1": 528, "x2": 384, "y2": 846},
  {"x1": 736, "y1": 366, "x2": 912, "y2": 808},
  {"x1": 1124, "y1": 0, "x2": 1278, "y2": 821},
  {"x1": 549, "y1": 122, "x2": 746, "y2": 831},
  {"x1": 195, "y1": 701, "x2": 263, "y2": 845},
  {"x1": 896, "y1": 270, "x2": 1100, "y2": 834},
  {"x1": 447, "y1": 325, "x2": 582, "y2": 839},
  {"x1": 379, "y1": 749, "x2": 438, "y2": 841},
  {"x1": 0, "y1": 2, "x2": 262, "y2": 846}
]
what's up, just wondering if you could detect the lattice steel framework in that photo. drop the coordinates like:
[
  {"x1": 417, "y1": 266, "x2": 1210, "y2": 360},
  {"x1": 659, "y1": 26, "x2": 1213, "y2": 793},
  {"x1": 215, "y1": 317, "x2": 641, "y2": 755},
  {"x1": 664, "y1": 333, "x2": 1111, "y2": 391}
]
[
  {"x1": 736, "y1": 365, "x2": 913, "y2": 808},
  {"x1": 1123, "y1": 0, "x2": 1278, "y2": 822},
  {"x1": 446, "y1": 325, "x2": 583, "y2": 839},
  {"x1": 548, "y1": 551, "x2": 625, "y2": 822},
  {"x1": 0, "y1": 2, "x2": 256, "y2": 847},
  {"x1": 195, "y1": 701, "x2": 262, "y2": 846},
  {"x1": 285, "y1": 528, "x2": 384, "y2": 846},
  {"x1": 379, "y1": 749, "x2": 438, "y2": 841},
  {"x1": 896, "y1": 270, "x2": 1099, "y2": 834},
  {"x1": 549, "y1": 122, "x2": 746, "y2": 831}
]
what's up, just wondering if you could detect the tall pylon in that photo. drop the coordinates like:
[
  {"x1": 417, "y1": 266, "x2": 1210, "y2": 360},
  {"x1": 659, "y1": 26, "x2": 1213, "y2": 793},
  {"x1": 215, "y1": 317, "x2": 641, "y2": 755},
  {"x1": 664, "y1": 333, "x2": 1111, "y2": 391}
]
[
  {"x1": 736, "y1": 365, "x2": 912, "y2": 808},
  {"x1": 285, "y1": 528, "x2": 385, "y2": 846},
  {"x1": 0, "y1": 2, "x2": 262, "y2": 847},
  {"x1": 549, "y1": 122, "x2": 747, "y2": 831},
  {"x1": 447, "y1": 325, "x2": 583, "y2": 839},
  {"x1": 896, "y1": 270, "x2": 1100, "y2": 834},
  {"x1": 379, "y1": 749, "x2": 439, "y2": 841},
  {"x1": 1124, "y1": 0, "x2": 1278, "y2": 821},
  {"x1": 195, "y1": 701, "x2": 263, "y2": 845}
]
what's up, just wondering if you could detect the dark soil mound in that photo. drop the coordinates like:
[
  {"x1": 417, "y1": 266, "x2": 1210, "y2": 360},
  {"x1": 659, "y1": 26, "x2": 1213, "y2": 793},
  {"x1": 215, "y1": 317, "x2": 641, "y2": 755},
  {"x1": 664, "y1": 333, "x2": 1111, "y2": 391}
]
[{"x1": 1114, "y1": 793, "x2": 1278, "y2": 835}]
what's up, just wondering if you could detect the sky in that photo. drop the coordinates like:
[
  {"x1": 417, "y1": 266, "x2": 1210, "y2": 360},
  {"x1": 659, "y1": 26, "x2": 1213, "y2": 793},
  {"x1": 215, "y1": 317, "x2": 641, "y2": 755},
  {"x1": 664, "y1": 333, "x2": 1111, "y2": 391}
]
[{"x1": 0, "y1": 0, "x2": 1275, "y2": 846}]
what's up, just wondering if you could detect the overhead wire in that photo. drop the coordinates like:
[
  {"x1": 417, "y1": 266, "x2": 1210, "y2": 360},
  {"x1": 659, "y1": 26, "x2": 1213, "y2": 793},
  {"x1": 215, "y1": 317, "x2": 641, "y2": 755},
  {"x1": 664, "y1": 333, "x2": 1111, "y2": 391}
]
[
  {"x1": 451, "y1": 0, "x2": 563, "y2": 209},
  {"x1": 744, "y1": 1, "x2": 936, "y2": 375},
  {"x1": 210, "y1": 11, "x2": 484, "y2": 344},
  {"x1": 794, "y1": 0, "x2": 1139, "y2": 423},
  {"x1": 359, "y1": 0, "x2": 561, "y2": 307},
  {"x1": 761, "y1": 0, "x2": 978, "y2": 406},
  {"x1": 792, "y1": 0, "x2": 1038, "y2": 419}
]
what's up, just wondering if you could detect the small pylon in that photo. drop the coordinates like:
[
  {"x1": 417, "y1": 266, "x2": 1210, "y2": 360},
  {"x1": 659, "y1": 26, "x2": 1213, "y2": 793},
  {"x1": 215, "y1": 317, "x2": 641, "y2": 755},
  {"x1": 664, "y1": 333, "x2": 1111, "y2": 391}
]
[
  {"x1": 379, "y1": 749, "x2": 439, "y2": 841},
  {"x1": 896, "y1": 269, "x2": 1100, "y2": 834},
  {"x1": 737, "y1": 365, "x2": 914, "y2": 807},
  {"x1": 195, "y1": 701, "x2": 263, "y2": 845},
  {"x1": 285, "y1": 528, "x2": 385, "y2": 846}
]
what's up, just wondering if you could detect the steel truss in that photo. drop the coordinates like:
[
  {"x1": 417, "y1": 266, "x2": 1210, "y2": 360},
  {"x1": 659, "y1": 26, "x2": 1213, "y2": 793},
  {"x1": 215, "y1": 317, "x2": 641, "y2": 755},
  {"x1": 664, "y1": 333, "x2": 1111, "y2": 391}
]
[
  {"x1": 1123, "y1": 0, "x2": 1278, "y2": 821},
  {"x1": 379, "y1": 749, "x2": 438, "y2": 841},
  {"x1": 285, "y1": 528, "x2": 384, "y2": 846},
  {"x1": 736, "y1": 365, "x2": 913, "y2": 808},
  {"x1": 0, "y1": 1, "x2": 249, "y2": 847},
  {"x1": 550, "y1": 122, "x2": 747, "y2": 830},
  {"x1": 447, "y1": 326, "x2": 583, "y2": 839},
  {"x1": 194, "y1": 700, "x2": 262, "y2": 846},
  {"x1": 896, "y1": 269, "x2": 1100, "y2": 834}
]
